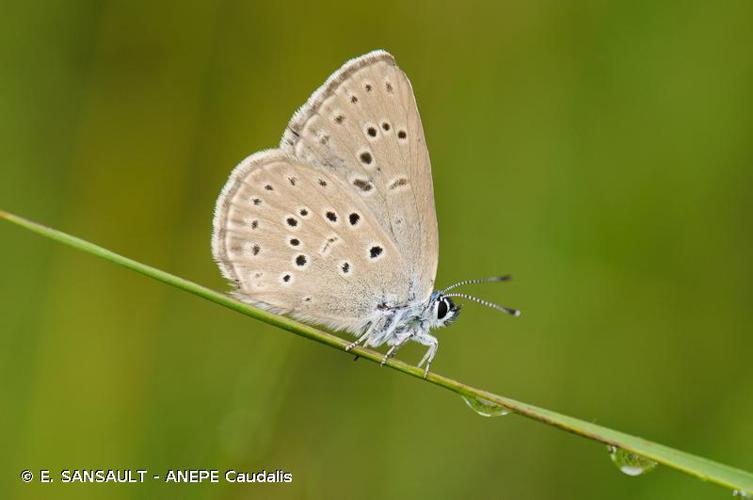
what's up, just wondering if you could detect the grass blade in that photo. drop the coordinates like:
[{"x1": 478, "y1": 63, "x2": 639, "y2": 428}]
[{"x1": 3, "y1": 209, "x2": 752, "y2": 495}]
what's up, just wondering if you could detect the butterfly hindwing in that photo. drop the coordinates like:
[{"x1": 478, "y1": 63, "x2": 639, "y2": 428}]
[
  {"x1": 212, "y1": 150, "x2": 411, "y2": 332},
  {"x1": 281, "y1": 50, "x2": 439, "y2": 304}
]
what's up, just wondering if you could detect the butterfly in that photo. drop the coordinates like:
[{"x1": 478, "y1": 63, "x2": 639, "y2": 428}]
[{"x1": 212, "y1": 50, "x2": 519, "y2": 377}]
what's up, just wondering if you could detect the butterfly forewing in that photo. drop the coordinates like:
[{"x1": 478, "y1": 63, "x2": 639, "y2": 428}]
[
  {"x1": 212, "y1": 150, "x2": 411, "y2": 332},
  {"x1": 281, "y1": 50, "x2": 439, "y2": 304}
]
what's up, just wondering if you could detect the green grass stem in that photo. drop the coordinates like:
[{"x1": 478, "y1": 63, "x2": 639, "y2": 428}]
[{"x1": 3, "y1": 209, "x2": 751, "y2": 495}]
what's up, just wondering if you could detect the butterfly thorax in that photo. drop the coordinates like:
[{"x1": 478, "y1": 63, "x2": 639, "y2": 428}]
[{"x1": 363, "y1": 292, "x2": 459, "y2": 348}]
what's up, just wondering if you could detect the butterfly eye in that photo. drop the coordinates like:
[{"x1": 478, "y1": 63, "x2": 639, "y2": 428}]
[{"x1": 437, "y1": 299, "x2": 449, "y2": 320}]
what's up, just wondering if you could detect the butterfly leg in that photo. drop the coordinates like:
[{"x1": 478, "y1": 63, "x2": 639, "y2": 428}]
[
  {"x1": 380, "y1": 331, "x2": 414, "y2": 366},
  {"x1": 345, "y1": 329, "x2": 372, "y2": 352},
  {"x1": 415, "y1": 333, "x2": 439, "y2": 379}
]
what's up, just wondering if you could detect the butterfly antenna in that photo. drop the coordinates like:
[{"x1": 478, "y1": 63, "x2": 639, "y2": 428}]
[
  {"x1": 440, "y1": 275, "x2": 512, "y2": 294},
  {"x1": 443, "y1": 293, "x2": 521, "y2": 317}
]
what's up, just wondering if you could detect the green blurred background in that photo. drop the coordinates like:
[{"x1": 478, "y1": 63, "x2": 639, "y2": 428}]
[{"x1": 2, "y1": 1, "x2": 752, "y2": 498}]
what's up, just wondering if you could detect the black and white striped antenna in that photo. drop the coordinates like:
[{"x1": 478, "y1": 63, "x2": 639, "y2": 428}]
[
  {"x1": 443, "y1": 292, "x2": 520, "y2": 317},
  {"x1": 440, "y1": 275, "x2": 512, "y2": 294}
]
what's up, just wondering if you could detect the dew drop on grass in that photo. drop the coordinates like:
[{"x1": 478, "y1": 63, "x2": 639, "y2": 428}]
[
  {"x1": 462, "y1": 395, "x2": 511, "y2": 417},
  {"x1": 606, "y1": 445, "x2": 658, "y2": 476},
  {"x1": 733, "y1": 490, "x2": 753, "y2": 498}
]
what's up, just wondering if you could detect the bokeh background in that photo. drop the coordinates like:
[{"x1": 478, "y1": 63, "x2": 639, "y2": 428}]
[{"x1": 2, "y1": 1, "x2": 752, "y2": 499}]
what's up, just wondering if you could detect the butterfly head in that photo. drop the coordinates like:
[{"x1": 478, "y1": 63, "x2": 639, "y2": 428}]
[
  {"x1": 428, "y1": 292, "x2": 461, "y2": 328},
  {"x1": 426, "y1": 276, "x2": 521, "y2": 329}
]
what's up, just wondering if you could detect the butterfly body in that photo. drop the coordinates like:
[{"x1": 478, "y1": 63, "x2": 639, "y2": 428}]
[{"x1": 213, "y1": 50, "x2": 516, "y2": 376}]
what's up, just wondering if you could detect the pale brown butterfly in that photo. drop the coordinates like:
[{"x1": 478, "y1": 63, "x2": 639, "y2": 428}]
[{"x1": 212, "y1": 50, "x2": 519, "y2": 376}]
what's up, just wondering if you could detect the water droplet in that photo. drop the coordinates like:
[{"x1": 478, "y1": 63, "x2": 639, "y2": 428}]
[
  {"x1": 606, "y1": 445, "x2": 658, "y2": 476},
  {"x1": 462, "y1": 395, "x2": 511, "y2": 417},
  {"x1": 733, "y1": 490, "x2": 753, "y2": 498}
]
